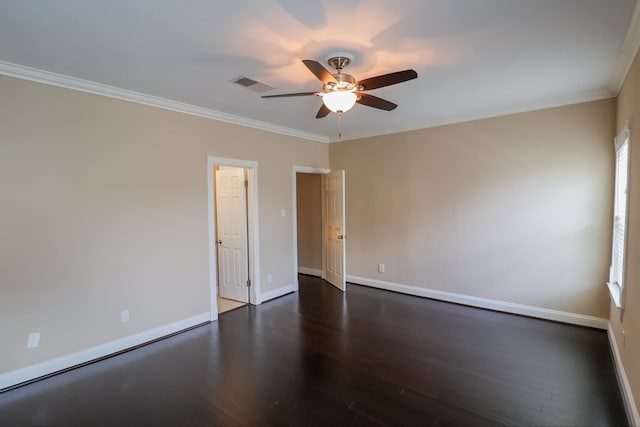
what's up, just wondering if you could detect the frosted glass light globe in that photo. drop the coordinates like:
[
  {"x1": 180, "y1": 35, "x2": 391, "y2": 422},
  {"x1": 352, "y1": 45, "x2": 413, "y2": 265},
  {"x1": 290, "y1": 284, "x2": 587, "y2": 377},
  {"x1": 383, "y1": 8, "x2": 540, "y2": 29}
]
[{"x1": 322, "y1": 91, "x2": 357, "y2": 113}]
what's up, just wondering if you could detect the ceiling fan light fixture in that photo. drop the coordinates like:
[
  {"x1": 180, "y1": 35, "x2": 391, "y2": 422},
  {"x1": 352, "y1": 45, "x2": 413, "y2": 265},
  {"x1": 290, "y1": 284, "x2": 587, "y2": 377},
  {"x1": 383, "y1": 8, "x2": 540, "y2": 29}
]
[
  {"x1": 262, "y1": 58, "x2": 417, "y2": 119},
  {"x1": 322, "y1": 91, "x2": 357, "y2": 113}
]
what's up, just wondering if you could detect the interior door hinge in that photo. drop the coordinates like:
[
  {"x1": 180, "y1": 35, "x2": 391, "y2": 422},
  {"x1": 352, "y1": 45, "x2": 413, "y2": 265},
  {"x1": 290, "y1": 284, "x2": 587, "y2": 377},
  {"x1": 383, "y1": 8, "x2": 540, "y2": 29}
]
[
  {"x1": 247, "y1": 279, "x2": 251, "y2": 287},
  {"x1": 244, "y1": 180, "x2": 248, "y2": 188}
]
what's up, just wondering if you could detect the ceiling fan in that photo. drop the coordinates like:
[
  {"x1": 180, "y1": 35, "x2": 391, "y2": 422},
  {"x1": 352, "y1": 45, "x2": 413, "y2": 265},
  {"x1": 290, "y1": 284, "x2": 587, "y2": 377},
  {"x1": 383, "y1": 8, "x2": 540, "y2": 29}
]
[{"x1": 262, "y1": 55, "x2": 418, "y2": 118}]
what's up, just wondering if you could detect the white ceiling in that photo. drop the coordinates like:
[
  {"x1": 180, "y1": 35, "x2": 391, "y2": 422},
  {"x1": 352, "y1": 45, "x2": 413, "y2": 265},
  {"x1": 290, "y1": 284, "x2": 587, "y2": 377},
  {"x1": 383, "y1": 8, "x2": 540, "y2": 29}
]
[{"x1": 0, "y1": 0, "x2": 637, "y2": 142}]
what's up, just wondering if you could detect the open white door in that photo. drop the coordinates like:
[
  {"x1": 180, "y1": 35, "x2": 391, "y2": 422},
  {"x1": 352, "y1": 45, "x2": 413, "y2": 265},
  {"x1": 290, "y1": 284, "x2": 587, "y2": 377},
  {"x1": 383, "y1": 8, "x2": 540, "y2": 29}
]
[
  {"x1": 215, "y1": 167, "x2": 249, "y2": 302},
  {"x1": 323, "y1": 170, "x2": 346, "y2": 291}
]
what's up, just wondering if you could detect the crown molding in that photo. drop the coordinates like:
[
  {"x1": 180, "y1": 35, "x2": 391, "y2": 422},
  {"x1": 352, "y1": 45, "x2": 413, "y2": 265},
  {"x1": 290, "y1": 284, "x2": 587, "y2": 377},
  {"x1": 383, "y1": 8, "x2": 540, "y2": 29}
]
[
  {"x1": 0, "y1": 60, "x2": 330, "y2": 143},
  {"x1": 0, "y1": 59, "x2": 618, "y2": 145},
  {"x1": 334, "y1": 89, "x2": 614, "y2": 142},
  {"x1": 609, "y1": 0, "x2": 640, "y2": 94}
]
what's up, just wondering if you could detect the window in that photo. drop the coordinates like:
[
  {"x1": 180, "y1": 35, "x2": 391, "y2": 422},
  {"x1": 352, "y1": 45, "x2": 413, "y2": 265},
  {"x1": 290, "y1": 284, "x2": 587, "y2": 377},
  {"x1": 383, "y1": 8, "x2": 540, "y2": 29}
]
[{"x1": 608, "y1": 126, "x2": 630, "y2": 308}]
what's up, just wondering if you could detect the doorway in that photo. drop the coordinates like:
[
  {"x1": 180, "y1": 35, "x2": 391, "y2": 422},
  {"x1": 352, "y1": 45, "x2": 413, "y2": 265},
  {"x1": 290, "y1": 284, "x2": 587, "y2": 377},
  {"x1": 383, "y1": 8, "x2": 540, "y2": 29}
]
[
  {"x1": 207, "y1": 157, "x2": 261, "y2": 320},
  {"x1": 296, "y1": 172, "x2": 323, "y2": 278},
  {"x1": 292, "y1": 166, "x2": 346, "y2": 292}
]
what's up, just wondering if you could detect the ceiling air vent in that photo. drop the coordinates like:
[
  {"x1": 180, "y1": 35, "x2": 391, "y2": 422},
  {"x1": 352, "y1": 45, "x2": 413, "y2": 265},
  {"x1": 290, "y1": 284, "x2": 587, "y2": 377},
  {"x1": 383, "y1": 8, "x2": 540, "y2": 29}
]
[{"x1": 230, "y1": 75, "x2": 274, "y2": 93}]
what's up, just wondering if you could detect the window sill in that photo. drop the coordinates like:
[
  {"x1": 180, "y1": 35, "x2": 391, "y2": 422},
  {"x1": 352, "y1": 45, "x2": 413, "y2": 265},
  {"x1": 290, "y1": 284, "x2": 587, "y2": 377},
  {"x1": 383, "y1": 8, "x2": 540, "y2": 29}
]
[{"x1": 606, "y1": 282, "x2": 623, "y2": 309}]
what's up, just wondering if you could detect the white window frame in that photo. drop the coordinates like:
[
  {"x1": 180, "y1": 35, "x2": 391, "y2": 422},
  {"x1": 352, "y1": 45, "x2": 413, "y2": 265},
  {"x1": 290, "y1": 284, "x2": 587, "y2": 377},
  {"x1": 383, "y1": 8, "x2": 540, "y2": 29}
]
[{"x1": 607, "y1": 124, "x2": 630, "y2": 309}]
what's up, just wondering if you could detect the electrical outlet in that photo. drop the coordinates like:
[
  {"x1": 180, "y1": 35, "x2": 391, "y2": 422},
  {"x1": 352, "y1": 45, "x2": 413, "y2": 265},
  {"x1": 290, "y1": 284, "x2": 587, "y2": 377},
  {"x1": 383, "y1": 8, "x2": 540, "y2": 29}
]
[
  {"x1": 121, "y1": 310, "x2": 130, "y2": 323},
  {"x1": 280, "y1": 209, "x2": 286, "y2": 217},
  {"x1": 267, "y1": 274, "x2": 273, "y2": 283},
  {"x1": 378, "y1": 264, "x2": 385, "y2": 273},
  {"x1": 27, "y1": 332, "x2": 40, "y2": 348}
]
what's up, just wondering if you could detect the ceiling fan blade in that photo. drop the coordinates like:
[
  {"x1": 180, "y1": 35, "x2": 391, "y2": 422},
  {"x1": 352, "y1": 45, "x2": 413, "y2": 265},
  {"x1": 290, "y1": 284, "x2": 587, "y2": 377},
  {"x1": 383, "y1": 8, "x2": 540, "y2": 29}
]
[
  {"x1": 316, "y1": 104, "x2": 331, "y2": 118},
  {"x1": 261, "y1": 92, "x2": 317, "y2": 98},
  {"x1": 356, "y1": 93, "x2": 397, "y2": 111},
  {"x1": 356, "y1": 69, "x2": 417, "y2": 91},
  {"x1": 303, "y1": 60, "x2": 337, "y2": 84}
]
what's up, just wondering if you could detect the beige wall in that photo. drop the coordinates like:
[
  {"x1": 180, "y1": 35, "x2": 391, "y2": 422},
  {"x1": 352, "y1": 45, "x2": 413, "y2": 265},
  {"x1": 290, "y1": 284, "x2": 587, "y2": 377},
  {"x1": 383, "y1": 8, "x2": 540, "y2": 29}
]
[
  {"x1": 0, "y1": 75, "x2": 329, "y2": 374},
  {"x1": 331, "y1": 99, "x2": 615, "y2": 317},
  {"x1": 611, "y1": 47, "x2": 640, "y2": 414},
  {"x1": 296, "y1": 173, "x2": 322, "y2": 271},
  {"x1": 1, "y1": 69, "x2": 630, "y2": 401}
]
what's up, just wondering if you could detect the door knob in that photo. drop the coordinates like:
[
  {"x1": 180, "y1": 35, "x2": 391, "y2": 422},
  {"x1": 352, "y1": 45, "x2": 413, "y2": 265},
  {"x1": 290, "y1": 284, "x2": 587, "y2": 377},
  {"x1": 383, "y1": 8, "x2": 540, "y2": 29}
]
[{"x1": 337, "y1": 234, "x2": 348, "y2": 240}]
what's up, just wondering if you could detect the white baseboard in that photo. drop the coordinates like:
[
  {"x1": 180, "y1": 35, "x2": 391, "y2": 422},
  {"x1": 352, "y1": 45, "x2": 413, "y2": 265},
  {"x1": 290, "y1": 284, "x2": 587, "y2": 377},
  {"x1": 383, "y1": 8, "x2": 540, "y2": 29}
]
[
  {"x1": 298, "y1": 267, "x2": 322, "y2": 277},
  {"x1": 608, "y1": 324, "x2": 640, "y2": 426},
  {"x1": 0, "y1": 312, "x2": 211, "y2": 391},
  {"x1": 347, "y1": 275, "x2": 609, "y2": 329},
  {"x1": 259, "y1": 283, "x2": 297, "y2": 303}
]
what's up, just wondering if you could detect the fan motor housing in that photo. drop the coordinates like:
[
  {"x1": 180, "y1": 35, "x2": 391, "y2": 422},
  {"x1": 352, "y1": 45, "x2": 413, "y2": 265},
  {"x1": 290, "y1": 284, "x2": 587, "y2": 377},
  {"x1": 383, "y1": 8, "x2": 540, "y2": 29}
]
[{"x1": 326, "y1": 73, "x2": 356, "y2": 91}]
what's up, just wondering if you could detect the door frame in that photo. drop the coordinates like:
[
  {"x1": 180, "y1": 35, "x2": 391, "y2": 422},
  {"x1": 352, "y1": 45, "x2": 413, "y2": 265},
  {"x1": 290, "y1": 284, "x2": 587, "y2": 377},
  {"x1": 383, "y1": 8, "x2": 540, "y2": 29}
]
[
  {"x1": 208, "y1": 156, "x2": 261, "y2": 320},
  {"x1": 291, "y1": 165, "x2": 331, "y2": 291}
]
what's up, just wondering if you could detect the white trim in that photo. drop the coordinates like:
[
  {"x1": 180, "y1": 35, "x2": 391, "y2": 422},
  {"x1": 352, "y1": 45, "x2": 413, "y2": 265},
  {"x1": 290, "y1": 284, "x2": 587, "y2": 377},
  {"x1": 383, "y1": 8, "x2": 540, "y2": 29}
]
[
  {"x1": 347, "y1": 275, "x2": 609, "y2": 329},
  {"x1": 298, "y1": 267, "x2": 322, "y2": 277},
  {"x1": 293, "y1": 166, "x2": 332, "y2": 174},
  {"x1": 291, "y1": 166, "x2": 331, "y2": 291},
  {"x1": 608, "y1": 123, "x2": 631, "y2": 313},
  {"x1": 207, "y1": 157, "x2": 261, "y2": 318},
  {"x1": 246, "y1": 166, "x2": 261, "y2": 305},
  {"x1": 609, "y1": 0, "x2": 640, "y2": 94},
  {"x1": 0, "y1": 60, "x2": 615, "y2": 146},
  {"x1": 607, "y1": 282, "x2": 623, "y2": 308},
  {"x1": 0, "y1": 312, "x2": 210, "y2": 391},
  {"x1": 616, "y1": 124, "x2": 631, "y2": 151},
  {"x1": 259, "y1": 283, "x2": 296, "y2": 304},
  {"x1": 332, "y1": 90, "x2": 613, "y2": 142},
  {"x1": 608, "y1": 324, "x2": 640, "y2": 426},
  {"x1": 0, "y1": 60, "x2": 329, "y2": 143},
  {"x1": 207, "y1": 164, "x2": 218, "y2": 319}
]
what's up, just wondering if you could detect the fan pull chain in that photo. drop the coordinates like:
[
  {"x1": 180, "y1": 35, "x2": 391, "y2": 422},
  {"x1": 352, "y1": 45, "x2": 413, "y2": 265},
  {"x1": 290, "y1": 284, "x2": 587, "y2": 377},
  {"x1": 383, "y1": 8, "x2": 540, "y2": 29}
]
[{"x1": 337, "y1": 111, "x2": 343, "y2": 139}]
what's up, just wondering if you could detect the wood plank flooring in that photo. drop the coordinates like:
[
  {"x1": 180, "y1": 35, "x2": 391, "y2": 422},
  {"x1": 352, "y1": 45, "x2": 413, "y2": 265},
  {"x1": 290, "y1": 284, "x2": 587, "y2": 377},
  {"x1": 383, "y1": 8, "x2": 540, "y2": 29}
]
[
  {"x1": 0, "y1": 275, "x2": 627, "y2": 426},
  {"x1": 217, "y1": 296, "x2": 247, "y2": 314}
]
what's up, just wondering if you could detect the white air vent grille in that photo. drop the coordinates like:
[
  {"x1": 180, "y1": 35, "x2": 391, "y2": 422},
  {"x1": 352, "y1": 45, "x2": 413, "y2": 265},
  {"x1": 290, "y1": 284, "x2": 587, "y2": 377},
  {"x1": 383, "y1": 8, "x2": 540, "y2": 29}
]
[{"x1": 230, "y1": 76, "x2": 274, "y2": 93}]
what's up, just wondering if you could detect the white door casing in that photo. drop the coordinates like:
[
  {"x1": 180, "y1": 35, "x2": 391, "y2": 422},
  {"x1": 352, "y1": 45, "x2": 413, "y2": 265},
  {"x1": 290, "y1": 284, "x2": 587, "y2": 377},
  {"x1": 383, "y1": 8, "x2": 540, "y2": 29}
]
[
  {"x1": 215, "y1": 167, "x2": 249, "y2": 302},
  {"x1": 323, "y1": 170, "x2": 346, "y2": 291},
  {"x1": 207, "y1": 156, "x2": 260, "y2": 320}
]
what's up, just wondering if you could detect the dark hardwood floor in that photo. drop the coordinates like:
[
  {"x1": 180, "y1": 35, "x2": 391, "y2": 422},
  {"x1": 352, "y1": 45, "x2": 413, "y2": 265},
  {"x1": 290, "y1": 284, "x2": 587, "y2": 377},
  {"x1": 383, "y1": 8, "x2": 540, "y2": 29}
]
[{"x1": 0, "y1": 275, "x2": 627, "y2": 426}]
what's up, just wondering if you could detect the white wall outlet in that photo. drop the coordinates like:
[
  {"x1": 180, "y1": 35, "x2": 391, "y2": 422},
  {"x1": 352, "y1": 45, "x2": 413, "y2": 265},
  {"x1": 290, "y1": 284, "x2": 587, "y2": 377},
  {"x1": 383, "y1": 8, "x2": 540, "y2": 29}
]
[
  {"x1": 378, "y1": 263, "x2": 385, "y2": 273},
  {"x1": 121, "y1": 310, "x2": 130, "y2": 322},
  {"x1": 280, "y1": 209, "x2": 286, "y2": 217},
  {"x1": 27, "y1": 332, "x2": 40, "y2": 348},
  {"x1": 267, "y1": 273, "x2": 273, "y2": 283}
]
